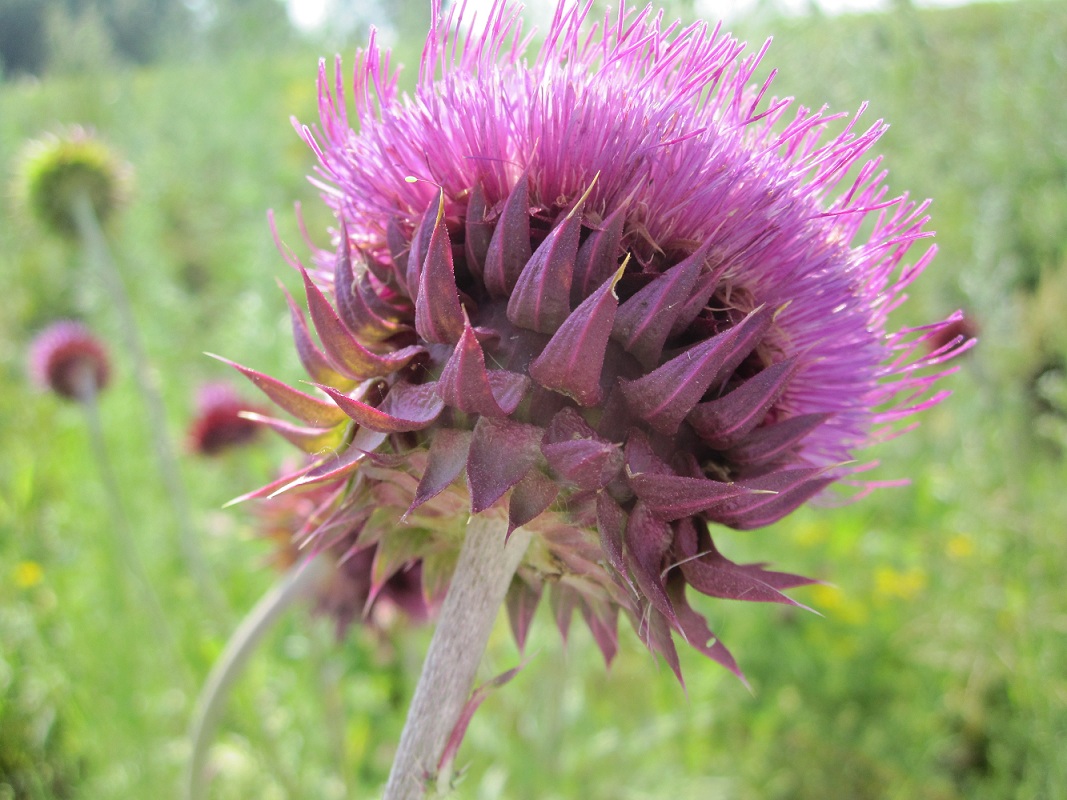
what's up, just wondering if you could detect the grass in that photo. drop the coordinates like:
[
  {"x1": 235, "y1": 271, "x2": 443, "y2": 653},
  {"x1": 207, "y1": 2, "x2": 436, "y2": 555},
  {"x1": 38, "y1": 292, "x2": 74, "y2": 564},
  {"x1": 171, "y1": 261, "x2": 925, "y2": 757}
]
[{"x1": 2, "y1": 2, "x2": 1066, "y2": 798}]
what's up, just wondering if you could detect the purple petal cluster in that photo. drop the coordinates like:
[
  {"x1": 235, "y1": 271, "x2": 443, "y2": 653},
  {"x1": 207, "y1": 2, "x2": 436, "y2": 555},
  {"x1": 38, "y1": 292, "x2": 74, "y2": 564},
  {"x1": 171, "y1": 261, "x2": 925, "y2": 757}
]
[{"x1": 229, "y1": 1, "x2": 966, "y2": 677}]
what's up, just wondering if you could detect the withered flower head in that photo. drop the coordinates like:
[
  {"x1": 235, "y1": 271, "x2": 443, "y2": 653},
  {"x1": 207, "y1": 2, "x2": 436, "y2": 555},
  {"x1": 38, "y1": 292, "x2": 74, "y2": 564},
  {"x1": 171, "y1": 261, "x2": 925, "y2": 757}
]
[{"x1": 224, "y1": 1, "x2": 967, "y2": 678}]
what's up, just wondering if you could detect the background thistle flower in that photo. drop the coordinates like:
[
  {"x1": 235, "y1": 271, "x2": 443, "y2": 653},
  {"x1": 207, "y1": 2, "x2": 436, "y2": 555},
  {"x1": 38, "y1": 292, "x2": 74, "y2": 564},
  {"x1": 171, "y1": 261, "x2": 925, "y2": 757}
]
[
  {"x1": 230, "y1": 0, "x2": 967, "y2": 681},
  {"x1": 187, "y1": 476, "x2": 435, "y2": 800},
  {"x1": 11, "y1": 127, "x2": 225, "y2": 615},
  {"x1": 254, "y1": 478, "x2": 432, "y2": 635},
  {"x1": 29, "y1": 320, "x2": 111, "y2": 402},
  {"x1": 13, "y1": 126, "x2": 131, "y2": 238},
  {"x1": 925, "y1": 310, "x2": 978, "y2": 356},
  {"x1": 27, "y1": 319, "x2": 187, "y2": 686},
  {"x1": 187, "y1": 382, "x2": 265, "y2": 456}
]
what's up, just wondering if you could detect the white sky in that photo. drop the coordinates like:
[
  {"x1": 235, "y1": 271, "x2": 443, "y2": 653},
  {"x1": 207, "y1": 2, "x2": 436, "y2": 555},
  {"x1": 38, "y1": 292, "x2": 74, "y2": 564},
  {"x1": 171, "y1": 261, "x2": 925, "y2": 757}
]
[
  {"x1": 286, "y1": 0, "x2": 981, "y2": 36},
  {"x1": 287, "y1": 0, "x2": 330, "y2": 30}
]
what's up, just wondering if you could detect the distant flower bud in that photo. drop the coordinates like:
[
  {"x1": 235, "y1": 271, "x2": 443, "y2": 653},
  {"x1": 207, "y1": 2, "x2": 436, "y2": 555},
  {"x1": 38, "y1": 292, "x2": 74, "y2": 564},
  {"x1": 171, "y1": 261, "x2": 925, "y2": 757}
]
[
  {"x1": 29, "y1": 321, "x2": 111, "y2": 401},
  {"x1": 924, "y1": 311, "x2": 978, "y2": 355},
  {"x1": 13, "y1": 126, "x2": 131, "y2": 237},
  {"x1": 187, "y1": 383, "x2": 265, "y2": 456},
  {"x1": 255, "y1": 480, "x2": 432, "y2": 637}
]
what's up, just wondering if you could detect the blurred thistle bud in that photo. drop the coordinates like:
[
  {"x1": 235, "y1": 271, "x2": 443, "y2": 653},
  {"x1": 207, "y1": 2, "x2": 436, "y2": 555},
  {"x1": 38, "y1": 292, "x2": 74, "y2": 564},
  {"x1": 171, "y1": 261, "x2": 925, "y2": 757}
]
[
  {"x1": 187, "y1": 382, "x2": 265, "y2": 457},
  {"x1": 12, "y1": 126, "x2": 132, "y2": 237},
  {"x1": 924, "y1": 311, "x2": 979, "y2": 356},
  {"x1": 255, "y1": 478, "x2": 432, "y2": 637},
  {"x1": 29, "y1": 320, "x2": 111, "y2": 402}
]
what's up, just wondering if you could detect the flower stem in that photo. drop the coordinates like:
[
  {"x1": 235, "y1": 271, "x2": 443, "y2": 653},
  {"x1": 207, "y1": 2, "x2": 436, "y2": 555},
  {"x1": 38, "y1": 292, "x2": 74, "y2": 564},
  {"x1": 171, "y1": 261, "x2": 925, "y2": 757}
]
[
  {"x1": 383, "y1": 516, "x2": 531, "y2": 800},
  {"x1": 185, "y1": 552, "x2": 331, "y2": 800},
  {"x1": 70, "y1": 190, "x2": 230, "y2": 625},
  {"x1": 75, "y1": 366, "x2": 192, "y2": 691}
]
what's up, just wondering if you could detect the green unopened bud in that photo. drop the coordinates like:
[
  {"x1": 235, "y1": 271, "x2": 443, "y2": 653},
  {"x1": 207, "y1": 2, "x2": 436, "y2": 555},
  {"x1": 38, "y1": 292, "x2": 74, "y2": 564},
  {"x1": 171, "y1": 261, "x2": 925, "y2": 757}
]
[{"x1": 13, "y1": 126, "x2": 131, "y2": 237}]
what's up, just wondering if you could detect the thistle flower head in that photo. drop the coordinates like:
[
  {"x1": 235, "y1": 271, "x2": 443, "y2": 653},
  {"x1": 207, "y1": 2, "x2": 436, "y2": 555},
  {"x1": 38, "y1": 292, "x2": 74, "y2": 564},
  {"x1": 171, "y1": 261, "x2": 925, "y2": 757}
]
[
  {"x1": 29, "y1": 321, "x2": 112, "y2": 402},
  {"x1": 13, "y1": 126, "x2": 131, "y2": 237},
  {"x1": 256, "y1": 479, "x2": 432, "y2": 636},
  {"x1": 187, "y1": 382, "x2": 265, "y2": 456},
  {"x1": 228, "y1": 1, "x2": 967, "y2": 677}
]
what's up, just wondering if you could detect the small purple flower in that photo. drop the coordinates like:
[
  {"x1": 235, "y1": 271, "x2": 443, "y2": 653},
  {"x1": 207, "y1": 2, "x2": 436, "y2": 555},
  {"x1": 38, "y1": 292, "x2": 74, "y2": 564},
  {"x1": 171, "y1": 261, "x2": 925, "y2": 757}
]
[
  {"x1": 226, "y1": 1, "x2": 966, "y2": 678},
  {"x1": 29, "y1": 321, "x2": 111, "y2": 402},
  {"x1": 187, "y1": 382, "x2": 265, "y2": 456}
]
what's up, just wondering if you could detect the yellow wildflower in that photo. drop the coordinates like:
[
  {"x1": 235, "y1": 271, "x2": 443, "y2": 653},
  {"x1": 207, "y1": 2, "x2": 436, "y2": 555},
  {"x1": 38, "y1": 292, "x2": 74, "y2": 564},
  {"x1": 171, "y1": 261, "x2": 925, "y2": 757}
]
[
  {"x1": 873, "y1": 566, "x2": 928, "y2": 602},
  {"x1": 14, "y1": 561, "x2": 44, "y2": 588}
]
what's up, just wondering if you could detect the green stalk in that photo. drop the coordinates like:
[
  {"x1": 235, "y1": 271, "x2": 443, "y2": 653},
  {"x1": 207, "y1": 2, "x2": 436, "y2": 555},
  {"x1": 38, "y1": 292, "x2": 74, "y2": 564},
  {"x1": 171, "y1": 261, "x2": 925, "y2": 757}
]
[
  {"x1": 70, "y1": 190, "x2": 230, "y2": 623},
  {"x1": 74, "y1": 364, "x2": 191, "y2": 691},
  {"x1": 185, "y1": 552, "x2": 331, "y2": 800}
]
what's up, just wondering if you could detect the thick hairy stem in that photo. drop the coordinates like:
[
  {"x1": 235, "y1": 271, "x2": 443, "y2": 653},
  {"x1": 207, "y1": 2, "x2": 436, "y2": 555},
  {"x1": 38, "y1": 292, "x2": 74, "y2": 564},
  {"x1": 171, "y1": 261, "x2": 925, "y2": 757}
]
[{"x1": 383, "y1": 517, "x2": 531, "y2": 800}]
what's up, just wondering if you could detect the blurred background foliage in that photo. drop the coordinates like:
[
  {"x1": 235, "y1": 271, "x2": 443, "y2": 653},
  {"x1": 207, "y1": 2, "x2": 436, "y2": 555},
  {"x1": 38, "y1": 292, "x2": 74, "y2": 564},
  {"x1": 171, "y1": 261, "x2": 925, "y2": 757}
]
[{"x1": 2, "y1": 0, "x2": 1066, "y2": 798}]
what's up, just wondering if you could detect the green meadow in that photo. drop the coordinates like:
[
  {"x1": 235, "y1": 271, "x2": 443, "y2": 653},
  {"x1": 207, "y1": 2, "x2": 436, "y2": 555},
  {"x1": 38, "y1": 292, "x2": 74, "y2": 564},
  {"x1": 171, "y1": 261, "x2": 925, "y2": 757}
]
[{"x1": 1, "y1": 1, "x2": 1065, "y2": 798}]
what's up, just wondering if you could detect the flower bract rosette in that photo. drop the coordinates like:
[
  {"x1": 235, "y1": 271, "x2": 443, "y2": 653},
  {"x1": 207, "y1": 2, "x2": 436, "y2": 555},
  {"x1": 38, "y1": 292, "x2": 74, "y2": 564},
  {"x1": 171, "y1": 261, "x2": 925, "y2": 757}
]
[{"x1": 224, "y1": 0, "x2": 968, "y2": 679}]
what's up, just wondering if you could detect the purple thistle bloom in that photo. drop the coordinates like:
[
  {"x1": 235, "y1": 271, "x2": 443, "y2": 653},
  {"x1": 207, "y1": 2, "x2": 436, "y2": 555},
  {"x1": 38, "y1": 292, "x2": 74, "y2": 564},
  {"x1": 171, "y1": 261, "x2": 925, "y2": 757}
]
[
  {"x1": 187, "y1": 382, "x2": 265, "y2": 456},
  {"x1": 29, "y1": 321, "x2": 111, "y2": 402},
  {"x1": 227, "y1": 0, "x2": 967, "y2": 678}
]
